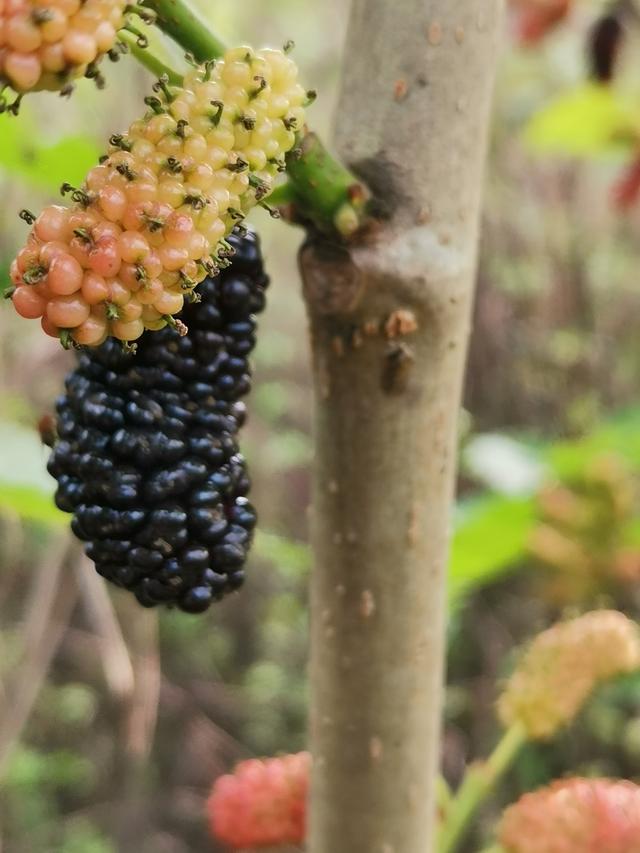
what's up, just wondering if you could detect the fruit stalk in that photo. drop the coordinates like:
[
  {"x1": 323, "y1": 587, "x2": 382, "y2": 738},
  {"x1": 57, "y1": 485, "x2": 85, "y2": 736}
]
[
  {"x1": 301, "y1": 2, "x2": 502, "y2": 851},
  {"x1": 284, "y1": 131, "x2": 367, "y2": 235},
  {"x1": 438, "y1": 724, "x2": 526, "y2": 853},
  {"x1": 141, "y1": 0, "x2": 226, "y2": 62},
  {"x1": 117, "y1": 30, "x2": 183, "y2": 85}
]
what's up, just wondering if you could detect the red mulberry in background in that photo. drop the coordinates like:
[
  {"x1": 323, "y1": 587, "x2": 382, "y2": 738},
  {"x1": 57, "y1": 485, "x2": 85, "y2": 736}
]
[
  {"x1": 46, "y1": 229, "x2": 267, "y2": 613},
  {"x1": 509, "y1": 0, "x2": 571, "y2": 45},
  {"x1": 499, "y1": 778, "x2": 640, "y2": 853},
  {"x1": 612, "y1": 156, "x2": 640, "y2": 211},
  {"x1": 207, "y1": 752, "x2": 310, "y2": 849},
  {"x1": 0, "y1": 0, "x2": 128, "y2": 100},
  {"x1": 9, "y1": 46, "x2": 309, "y2": 345}
]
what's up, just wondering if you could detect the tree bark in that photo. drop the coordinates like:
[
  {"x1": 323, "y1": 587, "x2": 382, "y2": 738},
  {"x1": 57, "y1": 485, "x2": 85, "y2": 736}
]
[{"x1": 302, "y1": 3, "x2": 503, "y2": 852}]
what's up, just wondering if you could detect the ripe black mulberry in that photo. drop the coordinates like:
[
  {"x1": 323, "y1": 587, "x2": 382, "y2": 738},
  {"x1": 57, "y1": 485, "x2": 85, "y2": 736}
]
[{"x1": 47, "y1": 229, "x2": 268, "y2": 613}]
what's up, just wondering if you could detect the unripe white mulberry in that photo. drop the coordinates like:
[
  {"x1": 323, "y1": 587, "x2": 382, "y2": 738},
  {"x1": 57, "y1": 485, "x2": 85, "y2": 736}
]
[
  {"x1": 497, "y1": 610, "x2": 640, "y2": 739},
  {"x1": 10, "y1": 46, "x2": 309, "y2": 345}
]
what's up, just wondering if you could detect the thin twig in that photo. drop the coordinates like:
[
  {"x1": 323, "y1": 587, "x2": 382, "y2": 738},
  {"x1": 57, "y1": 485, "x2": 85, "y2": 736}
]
[
  {"x1": 0, "y1": 511, "x2": 25, "y2": 611},
  {"x1": 112, "y1": 603, "x2": 161, "y2": 846},
  {"x1": 0, "y1": 534, "x2": 79, "y2": 779},
  {"x1": 74, "y1": 556, "x2": 135, "y2": 700},
  {"x1": 124, "y1": 606, "x2": 160, "y2": 759}
]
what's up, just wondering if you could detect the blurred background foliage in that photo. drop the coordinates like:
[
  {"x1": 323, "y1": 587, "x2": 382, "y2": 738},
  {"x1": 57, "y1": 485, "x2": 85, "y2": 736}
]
[{"x1": 2, "y1": 0, "x2": 640, "y2": 850}]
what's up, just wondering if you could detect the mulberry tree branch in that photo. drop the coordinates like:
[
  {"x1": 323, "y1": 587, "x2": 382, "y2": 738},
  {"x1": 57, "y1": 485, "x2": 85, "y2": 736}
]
[{"x1": 301, "y1": 1, "x2": 503, "y2": 851}]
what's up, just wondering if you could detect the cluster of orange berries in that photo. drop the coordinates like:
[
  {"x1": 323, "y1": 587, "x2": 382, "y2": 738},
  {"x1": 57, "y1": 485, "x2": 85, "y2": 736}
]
[
  {"x1": 0, "y1": 0, "x2": 128, "y2": 97},
  {"x1": 10, "y1": 46, "x2": 308, "y2": 346}
]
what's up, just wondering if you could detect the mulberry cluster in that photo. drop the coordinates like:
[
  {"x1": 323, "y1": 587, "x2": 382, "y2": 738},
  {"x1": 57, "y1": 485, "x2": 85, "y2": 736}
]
[
  {"x1": 498, "y1": 610, "x2": 640, "y2": 740},
  {"x1": 0, "y1": 0, "x2": 127, "y2": 97},
  {"x1": 10, "y1": 45, "x2": 307, "y2": 344},
  {"x1": 207, "y1": 752, "x2": 310, "y2": 849},
  {"x1": 47, "y1": 229, "x2": 267, "y2": 613},
  {"x1": 499, "y1": 778, "x2": 640, "y2": 853}
]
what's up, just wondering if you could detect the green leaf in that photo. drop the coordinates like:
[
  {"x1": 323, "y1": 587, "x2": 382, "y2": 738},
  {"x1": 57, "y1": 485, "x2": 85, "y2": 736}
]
[
  {"x1": 545, "y1": 406, "x2": 640, "y2": 477},
  {"x1": 0, "y1": 483, "x2": 66, "y2": 527},
  {"x1": 254, "y1": 530, "x2": 310, "y2": 581},
  {"x1": 523, "y1": 83, "x2": 639, "y2": 157},
  {"x1": 0, "y1": 420, "x2": 65, "y2": 527},
  {"x1": 60, "y1": 819, "x2": 115, "y2": 853},
  {"x1": 0, "y1": 267, "x2": 13, "y2": 298},
  {"x1": 0, "y1": 114, "x2": 99, "y2": 192},
  {"x1": 5, "y1": 746, "x2": 93, "y2": 789},
  {"x1": 0, "y1": 420, "x2": 55, "y2": 491},
  {"x1": 449, "y1": 495, "x2": 535, "y2": 602},
  {"x1": 448, "y1": 407, "x2": 640, "y2": 603}
]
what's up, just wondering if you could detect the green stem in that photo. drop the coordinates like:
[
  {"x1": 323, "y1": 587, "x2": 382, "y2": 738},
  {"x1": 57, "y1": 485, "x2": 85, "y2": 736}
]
[
  {"x1": 285, "y1": 132, "x2": 368, "y2": 236},
  {"x1": 142, "y1": 0, "x2": 225, "y2": 61},
  {"x1": 119, "y1": 30, "x2": 183, "y2": 84},
  {"x1": 437, "y1": 724, "x2": 526, "y2": 853},
  {"x1": 436, "y1": 774, "x2": 454, "y2": 819},
  {"x1": 265, "y1": 181, "x2": 296, "y2": 208},
  {"x1": 477, "y1": 846, "x2": 506, "y2": 853},
  {"x1": 141, "y1": 0, "x2": 369, "y2": 237}
]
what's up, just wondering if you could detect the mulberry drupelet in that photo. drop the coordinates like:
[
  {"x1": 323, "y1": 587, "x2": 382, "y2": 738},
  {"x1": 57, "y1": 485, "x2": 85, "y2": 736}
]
[{"x1": 47, "y1": 229, "x2": 268, "y2": 613}]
